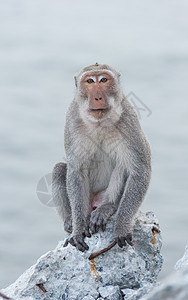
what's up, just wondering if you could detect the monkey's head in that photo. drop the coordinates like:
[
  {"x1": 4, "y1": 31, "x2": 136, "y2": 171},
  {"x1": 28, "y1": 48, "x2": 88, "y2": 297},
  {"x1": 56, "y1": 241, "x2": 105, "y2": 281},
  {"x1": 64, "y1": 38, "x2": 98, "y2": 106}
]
[{"x1": 74, "y1": 64, "x2": 123, "y2": 124}]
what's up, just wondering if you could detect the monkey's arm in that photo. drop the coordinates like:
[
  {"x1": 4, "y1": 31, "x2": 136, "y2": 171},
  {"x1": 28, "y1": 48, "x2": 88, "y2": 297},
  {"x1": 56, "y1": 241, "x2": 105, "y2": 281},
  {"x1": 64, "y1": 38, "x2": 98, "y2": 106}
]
[
  {"x1": 64, "y1": 167, "x2": 91, "y2": 251},
  {"x1": 114, "y1": 164, "x2": 151, "y2": 247}
]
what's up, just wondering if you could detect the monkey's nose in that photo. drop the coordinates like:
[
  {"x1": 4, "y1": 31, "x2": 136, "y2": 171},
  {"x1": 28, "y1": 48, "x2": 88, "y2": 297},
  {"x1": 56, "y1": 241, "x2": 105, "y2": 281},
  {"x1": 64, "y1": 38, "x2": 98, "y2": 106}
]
[{"x1": 95, "y1": 97, "x2": 102, "y2": 101}]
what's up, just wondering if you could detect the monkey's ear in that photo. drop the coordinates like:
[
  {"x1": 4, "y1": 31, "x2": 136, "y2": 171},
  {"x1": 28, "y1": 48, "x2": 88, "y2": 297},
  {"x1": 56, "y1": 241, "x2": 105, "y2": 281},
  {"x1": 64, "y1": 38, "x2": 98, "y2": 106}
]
[
  {"x1": 116, "y1": 71, "x2": 121, "y2": 83},
  {"x1": 117, "y1": 71, "x2": 121, "y2": 78},
  {"x1": 74, "y1": 76, "x2": 77, "y2": 87}
]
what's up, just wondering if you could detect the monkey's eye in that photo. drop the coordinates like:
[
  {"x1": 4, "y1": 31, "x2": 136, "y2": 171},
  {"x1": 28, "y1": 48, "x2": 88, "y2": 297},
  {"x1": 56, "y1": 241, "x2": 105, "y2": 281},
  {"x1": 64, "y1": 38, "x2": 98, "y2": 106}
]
[
  {"x1": 87, "y1": 78, "x2": 94, "y2": 84},
  {"x1": 100, "y1": 77, "x2": 108, "y2": 83}
]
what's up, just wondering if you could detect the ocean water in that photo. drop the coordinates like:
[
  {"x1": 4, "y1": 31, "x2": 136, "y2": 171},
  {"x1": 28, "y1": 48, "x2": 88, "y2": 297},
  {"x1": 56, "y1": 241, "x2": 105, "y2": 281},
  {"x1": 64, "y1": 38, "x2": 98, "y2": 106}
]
[{"x1": 0, "y1": 0, "x2": 188, "y2": 288}]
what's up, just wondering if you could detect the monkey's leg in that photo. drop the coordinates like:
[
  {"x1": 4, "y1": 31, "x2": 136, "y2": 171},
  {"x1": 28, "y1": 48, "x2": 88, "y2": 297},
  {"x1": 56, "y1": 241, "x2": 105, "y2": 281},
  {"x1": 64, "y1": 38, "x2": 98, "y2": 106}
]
[
  {"x1": 64, "y1": 167, "x2": 91, "y2": 252},
  {"x1": 52, "y1": 162, "x2": 72, "y2": 233},
  {"x1": 114, "y1": 165, "x2": 151, "y2": 248}
]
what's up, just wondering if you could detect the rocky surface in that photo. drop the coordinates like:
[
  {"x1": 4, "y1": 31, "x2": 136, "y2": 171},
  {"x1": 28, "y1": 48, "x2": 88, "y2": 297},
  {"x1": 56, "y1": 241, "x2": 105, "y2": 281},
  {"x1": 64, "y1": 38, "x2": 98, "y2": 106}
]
[
  {"x1": 140, "y1": 244, "x2": 188, "y2": 300},
  {"x1": 140, "y1": 267, "x2": 188, "y2": 300},
  {"x1": 175, "y1": 244, "x2": 188, "y2": 271},
  {"x1": 1, "y1": 211, "x2": 163, "y2": 300}
]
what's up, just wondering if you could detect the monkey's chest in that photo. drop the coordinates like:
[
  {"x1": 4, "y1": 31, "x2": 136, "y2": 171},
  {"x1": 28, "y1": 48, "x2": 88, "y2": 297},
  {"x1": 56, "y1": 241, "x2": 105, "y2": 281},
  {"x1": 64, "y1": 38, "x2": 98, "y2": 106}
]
[{"x1": 88, "y1": 149, "x2": 115, "y2": 193}]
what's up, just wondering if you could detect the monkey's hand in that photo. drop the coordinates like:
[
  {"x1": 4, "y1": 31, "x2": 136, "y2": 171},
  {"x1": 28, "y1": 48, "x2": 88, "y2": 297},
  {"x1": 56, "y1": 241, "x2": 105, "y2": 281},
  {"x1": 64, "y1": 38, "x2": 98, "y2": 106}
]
[
  {"x1": 90, "y1": 203, "x2": 117, "y2": 234},
  {"x1": 63, "y1": 234, "x2": 89, "y2": 252},
  {"x1": 63, "y1": 221, "x2": 91, "y2": 252},
  {"x1": 114, "y1": 233, "x2": 134, "y2": 248},
  {"x1": 114, "y1": 223, "x2": 134, "y2": 248}
]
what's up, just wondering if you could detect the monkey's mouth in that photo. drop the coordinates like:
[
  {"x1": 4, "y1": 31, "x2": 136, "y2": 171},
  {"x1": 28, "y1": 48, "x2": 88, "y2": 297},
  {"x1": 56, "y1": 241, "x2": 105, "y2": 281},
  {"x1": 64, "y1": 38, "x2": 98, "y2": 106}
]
[
  {"x1": 88, "y1": 107, "x2": 110, "y2": 119},
  {"x1": 89, "y1": 108, "x2": 108, "y2": 112}
]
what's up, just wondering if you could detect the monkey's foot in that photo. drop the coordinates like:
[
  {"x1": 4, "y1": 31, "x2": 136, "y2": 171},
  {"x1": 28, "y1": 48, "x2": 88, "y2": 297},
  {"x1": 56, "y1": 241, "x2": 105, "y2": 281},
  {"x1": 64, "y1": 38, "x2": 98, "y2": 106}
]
[
  {"x1": 90, "y1": 204, "x2": 116, "y2": 234},
  {"x1": 63, "y1": 231, "x2": 91, "y2": 252},
  {"x1": 115, "y1": 233, "x2": 134, "y2": 248},
  {"x1": 64, "y1": 215, "x2": 72, "y2": 233},
  {"x1": 90, "y1": 211, "x2": 107, "y2": 234}
]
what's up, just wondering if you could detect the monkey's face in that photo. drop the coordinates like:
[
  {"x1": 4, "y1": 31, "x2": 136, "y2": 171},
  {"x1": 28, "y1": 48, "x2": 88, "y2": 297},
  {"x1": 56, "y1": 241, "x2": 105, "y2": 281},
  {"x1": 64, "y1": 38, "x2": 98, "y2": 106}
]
[
  {"x1": 77, "y1": 70, "x2": 122, "y2": 123},
  {"x1": 81, "y1": 71, "x2": 113, "y2": 119}
]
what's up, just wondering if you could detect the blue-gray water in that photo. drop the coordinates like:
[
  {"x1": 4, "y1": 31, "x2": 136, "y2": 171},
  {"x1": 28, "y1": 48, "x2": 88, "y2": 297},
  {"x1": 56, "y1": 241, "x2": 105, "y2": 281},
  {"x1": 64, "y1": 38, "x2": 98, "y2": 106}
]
[{"x1": 0, "y1": 0, "x2": 188, "y2": 288}]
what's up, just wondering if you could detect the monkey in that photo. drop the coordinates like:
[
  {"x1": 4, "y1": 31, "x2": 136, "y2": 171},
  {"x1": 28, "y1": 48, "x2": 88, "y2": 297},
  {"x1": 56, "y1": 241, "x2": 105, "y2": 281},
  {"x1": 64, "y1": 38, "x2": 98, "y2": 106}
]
[{"x1": 52, "y1": 63, "x2": 151, "y2": 252}]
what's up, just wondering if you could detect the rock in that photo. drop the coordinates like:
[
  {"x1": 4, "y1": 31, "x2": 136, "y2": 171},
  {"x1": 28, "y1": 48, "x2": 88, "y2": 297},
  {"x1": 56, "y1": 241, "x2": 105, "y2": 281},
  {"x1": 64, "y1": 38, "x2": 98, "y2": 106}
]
[
  {"x1": 1, "y1": 211, "x2": 163, "y2": 300},
  {"x1": 140, "y1": 244, "x2": 188, "y2": 300},
  {"x1": 175, "y1": 244, "x2": 188, "y2": 271},
  {"x1": 99, "y1": 285, "x2": 121, "y2": 299},
  {"x1": 123, "y1": 283, "x2": 157, "y2": 299},
  {"x1": 121, "y1": 288, "x2": 135, "y2": 298},
  {"x1": 140, "y1": 267, "x2": 188, "y2": 300},
  {"x1": 83, "y1": 296, "x2": 95, "y2": 300}
]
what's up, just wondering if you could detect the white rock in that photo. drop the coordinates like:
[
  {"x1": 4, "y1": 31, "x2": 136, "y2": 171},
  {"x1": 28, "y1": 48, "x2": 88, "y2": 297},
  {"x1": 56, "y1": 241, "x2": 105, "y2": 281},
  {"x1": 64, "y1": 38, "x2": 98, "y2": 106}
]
[
  {"x1": 99, "y1": 285, "x2": 120, "y2": 299},
  {"x1": 124, "y1": 283, "x2": 156, "y2": 299},
  {"x1": 140, "y1": 244, "x2": 188, "y2": 300},
  {"x1": 175, "y1": 244, "x2": 188, "y2": 271},
  {"x1": 121, "y1": 288, "x2": 135, "y2": 297},
  {"x1": 82, "y1": 296, "x2": 95, "y2": 300},
  {"x1": 1, "y1": 211, "x2": 163, "y2": 300},
  {"x1": 141, "y1": 267, "x2": 188, "y2": 300}
]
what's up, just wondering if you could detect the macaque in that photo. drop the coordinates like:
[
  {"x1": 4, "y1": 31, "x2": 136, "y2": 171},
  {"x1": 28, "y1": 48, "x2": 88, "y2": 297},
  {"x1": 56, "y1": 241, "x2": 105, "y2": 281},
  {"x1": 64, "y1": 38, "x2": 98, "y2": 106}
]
[{"x1": 52, "y1": 63, "x2": 151, "y2": 252}]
